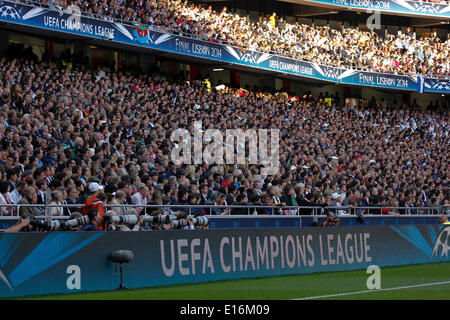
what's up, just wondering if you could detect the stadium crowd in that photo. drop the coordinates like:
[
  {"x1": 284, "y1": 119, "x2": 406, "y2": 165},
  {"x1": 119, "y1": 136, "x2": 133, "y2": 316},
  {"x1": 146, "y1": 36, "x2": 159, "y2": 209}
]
[
  {"x1": 21, "y1": 0, "x2": 450, "y2": 78},
  {"x1": 0, "y1": 44, "x2": 448, "y2": 228}
]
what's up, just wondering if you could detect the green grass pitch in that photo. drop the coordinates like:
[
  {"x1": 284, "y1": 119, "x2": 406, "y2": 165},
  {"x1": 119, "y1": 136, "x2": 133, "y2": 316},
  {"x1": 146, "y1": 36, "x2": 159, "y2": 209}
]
[{"x1": 23, "y1": 262, "x2": 450, "y2": 300}]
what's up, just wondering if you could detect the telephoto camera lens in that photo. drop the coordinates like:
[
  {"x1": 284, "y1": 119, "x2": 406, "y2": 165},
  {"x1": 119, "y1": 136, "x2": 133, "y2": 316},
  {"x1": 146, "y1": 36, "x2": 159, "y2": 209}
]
[
  {"x1": 172, "y1": 219, "x2": 187, "y2": 228},
  {"x1": 29, "y1": 219, "x2": 62, "y2": 231},
  {"x1": 142, "y1": 214, "x2": 174, "y2": 224},
  {"x1": 155, "y1": 215, "x2": 172, "y2": 224},
  {"x1": 64, "y1": 215, "x2": 90, "y2": 229},
  {"x1": 108, "y1": 215, "x2": 139, "y2": 225},
  {"x1": 192, "y1": 216, "x2": 209, "y2": 226},
  {"x1": 29, "y1": 218, "x2": 47, "y2": 230},
  {"x1": 47, "y1": 220, "x2": 63, "y2": 231}
]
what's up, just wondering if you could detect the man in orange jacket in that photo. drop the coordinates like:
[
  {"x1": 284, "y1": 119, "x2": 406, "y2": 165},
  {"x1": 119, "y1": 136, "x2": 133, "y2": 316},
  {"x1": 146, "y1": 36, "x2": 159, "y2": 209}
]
[{"x1": 82, "y1": 182, "x2": 106, "y2": 231}]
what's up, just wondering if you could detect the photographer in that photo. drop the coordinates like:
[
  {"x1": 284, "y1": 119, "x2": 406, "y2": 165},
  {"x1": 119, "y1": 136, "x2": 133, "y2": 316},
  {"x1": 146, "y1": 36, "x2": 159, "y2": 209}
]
[
  {"x1": 322, "y1": 211, "x2": 340, "y2": 227},
  {"x1": 66, "y1": 212, "x2": 84, "y2": 231},
  {"x1": 163, "y1": 211, "x2": 209, "y2": 230},
  {"x1": 78, "y1": 209, "x2": 102, "y2": 232},
  {"x1": 178, "y1": 211, "x2": 195, "y2": 230},
  {"x1": 3, "y1": 215, "x2": 32, "y2": 233},
  {"x1": 104, "y1": 210, "x2": 144, "y2": 232}
]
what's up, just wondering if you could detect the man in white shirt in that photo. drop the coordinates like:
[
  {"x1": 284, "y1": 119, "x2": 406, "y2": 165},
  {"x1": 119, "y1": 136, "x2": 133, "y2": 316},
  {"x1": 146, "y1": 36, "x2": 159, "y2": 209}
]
[{"x1": 131, "y1": 184, "x2": 150, "y2": 215}]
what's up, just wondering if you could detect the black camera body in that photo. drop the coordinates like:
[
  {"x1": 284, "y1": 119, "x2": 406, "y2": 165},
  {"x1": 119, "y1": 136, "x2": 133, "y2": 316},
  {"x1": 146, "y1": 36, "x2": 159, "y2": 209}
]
[{"x1": 29, "y1": 219, "x2": 63, "y2": 231}]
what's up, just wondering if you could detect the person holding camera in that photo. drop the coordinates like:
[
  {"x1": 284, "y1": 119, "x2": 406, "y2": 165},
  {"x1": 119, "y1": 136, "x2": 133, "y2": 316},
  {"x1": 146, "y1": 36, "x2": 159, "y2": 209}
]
[
  {"x1": 3, "y1": 215, "x2": 33, "y2": 233},
  {"x1": 78, "y1": 209, "x2": 102, "y2": 232},
  {"x1": 322, "y1": 211, "x2": 340, "y2": 227}
]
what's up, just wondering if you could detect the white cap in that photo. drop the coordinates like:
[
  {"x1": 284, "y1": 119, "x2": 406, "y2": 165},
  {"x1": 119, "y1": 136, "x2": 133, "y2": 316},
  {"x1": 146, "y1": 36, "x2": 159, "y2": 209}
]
[
  {"x1": 332, "y1": 193, "x2": 340, "y2": 200},
  {"x1": 89, "y1": 182, "x2": 104, "y2": 193},
  {"x1": 290, "y1": 165, "x2": 297, "y2": 171}
]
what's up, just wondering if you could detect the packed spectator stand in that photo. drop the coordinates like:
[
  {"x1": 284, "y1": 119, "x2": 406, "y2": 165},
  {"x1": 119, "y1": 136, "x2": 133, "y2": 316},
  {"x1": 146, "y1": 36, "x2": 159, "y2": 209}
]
[
  {"x1": 0, "y1": 42, "x2": 448, "y2": 232},
  {"x1": 17, "y1": 0, "x2": 450, "y2": 78}
]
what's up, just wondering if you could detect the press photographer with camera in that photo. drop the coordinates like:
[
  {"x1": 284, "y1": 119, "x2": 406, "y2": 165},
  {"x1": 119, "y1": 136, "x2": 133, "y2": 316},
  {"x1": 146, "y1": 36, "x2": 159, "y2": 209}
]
[
  {"x1": 3, "y1": 213, "x2": 51, "y2": 233},
  {"x1": 3, "y1": 215, "x2": 32, "y2": 233},
  {"x1": 78, "y1": 209, "x2": 102, "y2": 232},
  {"x1": 104, "y1": 210, "x2": 145, "y2": 232},
  {"x1": 163, "y1": 211, "x2": 209, "y2": 230},
  {"x1": 322, "y1": 211, "x2": 340, "y2": 227}
]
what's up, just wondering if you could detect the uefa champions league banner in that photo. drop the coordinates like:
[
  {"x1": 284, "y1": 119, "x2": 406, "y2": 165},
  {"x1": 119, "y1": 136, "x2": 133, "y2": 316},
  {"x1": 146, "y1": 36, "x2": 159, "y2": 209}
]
[
  {"x1": 0, "y1": 225, "x2": 448, "y2": 298},
  {"x1": 338, "y1": 69, "x2": 419, "y2": 91},
  {"x1": 0, "y1": 0, "x2": 449, "y2": 94},
  {"x1": 301, "y1": 0, "x2": 450, "y2": 18},
  {"x1": 423, "y1": 78, "x2": 450, "y2": 93}
]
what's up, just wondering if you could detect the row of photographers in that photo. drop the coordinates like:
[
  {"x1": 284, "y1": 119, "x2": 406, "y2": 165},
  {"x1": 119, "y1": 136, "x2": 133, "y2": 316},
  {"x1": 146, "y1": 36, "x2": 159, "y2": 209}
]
[{"x1": 4, "y1": 209, "x2": 209, "y2": 233}]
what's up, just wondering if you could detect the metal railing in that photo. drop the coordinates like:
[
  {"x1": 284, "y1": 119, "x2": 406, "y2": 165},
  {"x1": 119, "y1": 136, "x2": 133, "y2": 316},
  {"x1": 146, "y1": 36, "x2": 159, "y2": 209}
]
[
  {"x1": 0, "y1": 203, "x2": 447, "y2": 220},
  {"x1": 7, "y1": 0, "x2": 450, "y2": 80}
]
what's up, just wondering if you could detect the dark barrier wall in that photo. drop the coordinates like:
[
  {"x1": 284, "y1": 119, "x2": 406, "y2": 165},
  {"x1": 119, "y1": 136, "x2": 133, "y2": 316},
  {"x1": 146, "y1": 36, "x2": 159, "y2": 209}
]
[{"x1": 0, "y1": 225, "x2": 449, "y2": 298}]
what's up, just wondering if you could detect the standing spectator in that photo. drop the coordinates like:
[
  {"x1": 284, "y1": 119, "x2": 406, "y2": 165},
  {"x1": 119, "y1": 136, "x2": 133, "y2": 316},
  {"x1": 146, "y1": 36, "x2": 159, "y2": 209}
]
[{"x1": 82, "y1": 182, "x2": 106, "y2": 231}]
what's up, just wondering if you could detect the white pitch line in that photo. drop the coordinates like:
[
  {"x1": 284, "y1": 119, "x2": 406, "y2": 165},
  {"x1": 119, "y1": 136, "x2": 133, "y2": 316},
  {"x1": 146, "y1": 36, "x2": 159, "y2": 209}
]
[{"x1": 293, "y1": 280, "x2": 450, "y2": 300}]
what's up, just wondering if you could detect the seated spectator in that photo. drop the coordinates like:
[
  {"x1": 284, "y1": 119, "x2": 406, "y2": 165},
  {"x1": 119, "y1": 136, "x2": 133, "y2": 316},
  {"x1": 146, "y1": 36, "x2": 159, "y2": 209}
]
[
  {"x1": 64, "y1": 186, "x2": 83, "y2": 216},
  {"x1": 46, "y1": 190, "x2": 65, "y2": 216},
  {"x1": 131, "y1": 184, "x2": 150, "y2": 215},
  {"x1": 18, "y1": 187, "x2": 39, "y2": 218},
  {"x1": 280, "y1": 185, "x2": 298, "y2": 215},
  {"x1": 205, "y1": 191, "x2": 229, "y2": 215},
  {"x1": 231, "y1": 193, "x2": 249, "y2": 215},
  {"x1": 0, "y1": 181, "x2": 13, "y2": 215},
  {"x1": 188, "y1": 193, "x2": 206, "y2": 216}
]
